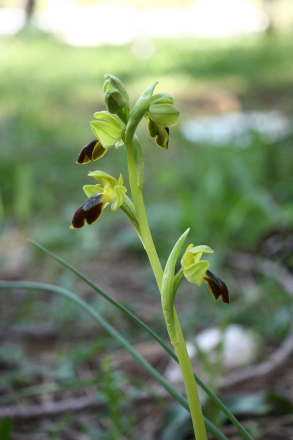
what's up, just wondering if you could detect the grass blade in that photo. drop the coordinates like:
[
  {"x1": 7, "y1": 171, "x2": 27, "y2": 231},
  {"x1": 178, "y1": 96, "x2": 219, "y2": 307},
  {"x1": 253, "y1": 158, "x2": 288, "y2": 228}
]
[
  {"x1": 0, "y1": 280, "x2": 228, "y2": 440},
  {"x1": 27, "y1": 240, "x2": 254, "y2": 440}
]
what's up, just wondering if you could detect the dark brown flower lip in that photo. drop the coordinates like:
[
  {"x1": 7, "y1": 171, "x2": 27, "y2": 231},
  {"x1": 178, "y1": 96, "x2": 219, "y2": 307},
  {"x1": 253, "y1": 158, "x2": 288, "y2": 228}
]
[
  {"x1": 70, "y1": 193, "x2": 104, "y2": 229},
  {"x1": 204, "y1": 270, "x2": 230, "y2": 304},
  {"x1": 77, "y1": 139, "x2": 99, "y2": 164},
  {"x1": 77, "y1": 139, "x2": 107, "y2": 164}
]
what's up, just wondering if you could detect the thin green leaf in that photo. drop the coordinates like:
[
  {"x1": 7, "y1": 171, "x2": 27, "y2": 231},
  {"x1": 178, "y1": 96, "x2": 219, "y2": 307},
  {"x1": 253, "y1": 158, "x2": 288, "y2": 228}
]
[
  {"x1": 0, "y1": 280, "x2": 228, "y2": 440},
  {"x1": 26, "y1": 240, "x2": 254, "y2": 440}
]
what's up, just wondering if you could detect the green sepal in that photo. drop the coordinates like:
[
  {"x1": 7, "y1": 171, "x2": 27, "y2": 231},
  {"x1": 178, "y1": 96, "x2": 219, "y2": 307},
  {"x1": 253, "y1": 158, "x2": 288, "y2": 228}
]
[
  {"x1": 93, "y1": 111, "x2": 122, "y2": 128},
  {"x1": 150, "y1": 93, "x2": 174, "y2": 105},
  {"x1": 133, "y1": 136, "x2": 144, "y2": 190},
  {"x1": 161, "y1": 228, "x2": 190, "y2": 342},
  {"x1": 88, "y1": 170, "x2": 118, "y2": 186},
  {"x1": 91, "y1": 112, "x2": 123, "y2": 148},
  {"x1": 104, "y1": 88, "x2": 127, "y2": 114},
  {"x1": 125, "y1": 81, "x2": 158, "y2": 144},
  {"x1": 83, "y1": 185, "x2": 103, "y2": 198},
  {"x1": 104, "y1": 74, "x2": 130, "y2": 109},
  {"x1": 90, "y1": 121, "x2": 122, "y2": 148},
  {"x1": 183, "y1": 260, "x2": 210, "y2": 285},
  {"x1": 111, "y1": 185, "x2": 127, "y2": 211},
  {"x1": 148, "y1": 103, "x2": 180, "y2": 127},
  {"x1": 148, "y1": 118, "x2": 169, "y2": 149}
]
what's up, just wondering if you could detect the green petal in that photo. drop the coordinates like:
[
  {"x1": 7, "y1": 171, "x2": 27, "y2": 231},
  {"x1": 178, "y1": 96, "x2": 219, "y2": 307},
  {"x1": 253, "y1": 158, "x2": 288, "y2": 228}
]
[
  {"x1": 83, "y1": 185, "x2": 103, "y2": 198},
  {"x1": 111, "y1": 185, "x2": 127, "y2": 211},
  {"x1": 181, "y1": 251, "x2": 195, "y2": 269},
  {"x1": 188, "y1": 245, "x2": 214, "y2": 255},
  {"x1": 187, "y1": 245, "x2": 214, "y2": 264},
  {"x1": 183, "y1": 260, "x2": 210, "y2": 285}
]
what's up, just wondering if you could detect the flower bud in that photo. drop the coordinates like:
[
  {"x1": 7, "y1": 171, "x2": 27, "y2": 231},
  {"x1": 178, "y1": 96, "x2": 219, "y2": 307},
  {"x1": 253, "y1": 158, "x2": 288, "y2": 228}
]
[
  {"x1": 104, "y1": 88, "x2": 127, "y2": 114},
  {"x1": 150, "y1": 93, "x2": 174, "y2": 105},
  {"x1": 103, "y1": 74, "x2": 130, "y2": 108},
  {"x1": 148, "y1": 103, "x2": 179, "y2": 127}
]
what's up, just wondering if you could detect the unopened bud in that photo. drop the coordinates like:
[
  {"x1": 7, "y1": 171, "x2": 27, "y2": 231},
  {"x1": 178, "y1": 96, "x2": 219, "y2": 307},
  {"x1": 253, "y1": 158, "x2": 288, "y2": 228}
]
[
  {"x1": 148, "y1": 103, "x2": 179, "y2": 127},
  {"x1": 104, "y1": 88, "x2": 127, "y2": 114}
]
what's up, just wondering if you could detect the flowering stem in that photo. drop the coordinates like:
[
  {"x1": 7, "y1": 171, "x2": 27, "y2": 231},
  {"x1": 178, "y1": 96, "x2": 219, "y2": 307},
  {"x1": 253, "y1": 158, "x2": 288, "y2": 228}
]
[
  {"x1": 126, "y1": 138, "x2": 208, "y2": 440},
  {"x1": 173, "y1": 310, "x2": 208, "y2": 440},
  {"x1": 162, "y1": 229, "x2": 208, "y2": 440},
  {"x1": 125, "y1": 138, "x2": 163, "y2": 289}
]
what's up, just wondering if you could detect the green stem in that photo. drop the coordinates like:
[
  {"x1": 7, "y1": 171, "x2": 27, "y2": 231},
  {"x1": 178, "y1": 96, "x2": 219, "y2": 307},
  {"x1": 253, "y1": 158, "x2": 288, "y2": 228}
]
[
  {"x1": 161, "y1": 229, "x2": 208, "y2": 440},
  {"x1": 125, "y1": 97, "x2": 251, "y2": 439},
  {"x1": 0, "y1": 280, "x2": 228, "y2": 440},
  {"x1": 125, "y1": 139, "x2": 208, "y2": 440},
  {"x1": 125, "y1": 138, "x2": 163, "y2": 289},
  {"x1": 173, "y1": 310, "x2": 208, "y2": 440}
]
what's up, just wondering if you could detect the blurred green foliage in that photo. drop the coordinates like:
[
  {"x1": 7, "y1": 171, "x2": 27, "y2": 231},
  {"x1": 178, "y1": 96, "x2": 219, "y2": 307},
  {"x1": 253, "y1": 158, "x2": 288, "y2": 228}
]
[
  {"x1": 1, "y1": 32, "x2": 293, "y2": 259},
  {"x1": 1, "y1": 30, "x2": 293, "y2": 438}
]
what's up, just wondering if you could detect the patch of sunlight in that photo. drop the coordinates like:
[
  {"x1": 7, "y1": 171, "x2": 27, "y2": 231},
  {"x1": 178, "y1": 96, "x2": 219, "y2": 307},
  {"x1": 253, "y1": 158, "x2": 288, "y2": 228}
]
[
  {"x1": 1, "y1": 0, "x2": 269, "y2": 44},
  {"x1": 0, "y1": 8, "x2": 25, "y2": 35},
  {"x1": 182, "y1": 111, "x2": 292, "y2": 147}
]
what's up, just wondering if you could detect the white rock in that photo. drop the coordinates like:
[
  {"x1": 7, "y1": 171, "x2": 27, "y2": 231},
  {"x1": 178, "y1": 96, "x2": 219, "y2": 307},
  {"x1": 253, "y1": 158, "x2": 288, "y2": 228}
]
[
  {"x1": 195, "y1": 324, "x2": 259, "y2": 369},
  {"x1": 164, "y1": 325, "x2": 259, "y2": 384}
]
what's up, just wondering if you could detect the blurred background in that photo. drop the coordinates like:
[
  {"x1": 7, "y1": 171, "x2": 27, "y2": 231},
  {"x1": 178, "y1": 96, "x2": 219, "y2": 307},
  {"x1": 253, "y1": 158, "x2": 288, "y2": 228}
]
[{"x1": 1, "y1": 0, "x2": 293, "y2": 439}]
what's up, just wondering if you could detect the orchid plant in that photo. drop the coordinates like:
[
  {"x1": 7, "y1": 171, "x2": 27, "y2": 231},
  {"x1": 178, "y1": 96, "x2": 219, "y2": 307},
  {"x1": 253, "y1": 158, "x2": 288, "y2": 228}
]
[{"x1": 70, "y1": 74, "x2": 230, "y2": 440}]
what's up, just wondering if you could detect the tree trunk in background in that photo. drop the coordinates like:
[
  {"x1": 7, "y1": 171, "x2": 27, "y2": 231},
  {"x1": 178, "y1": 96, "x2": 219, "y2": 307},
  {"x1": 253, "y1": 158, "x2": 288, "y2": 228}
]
[
  {"x1": 262, "y1": 0, "x2": 289, "y2": 35},
  {"x1": 24, "y1": 0, "x2": 36, "y2": 25}
]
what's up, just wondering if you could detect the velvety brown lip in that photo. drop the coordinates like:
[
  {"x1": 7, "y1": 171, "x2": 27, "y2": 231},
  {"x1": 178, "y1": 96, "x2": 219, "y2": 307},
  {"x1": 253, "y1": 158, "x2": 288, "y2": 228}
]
[
  {"x1": 71, "y1": 193, "x2": 104, "y2": 228},
  {"x1": 204, "y1": 270, "x2": 230, "y2": 304}
]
